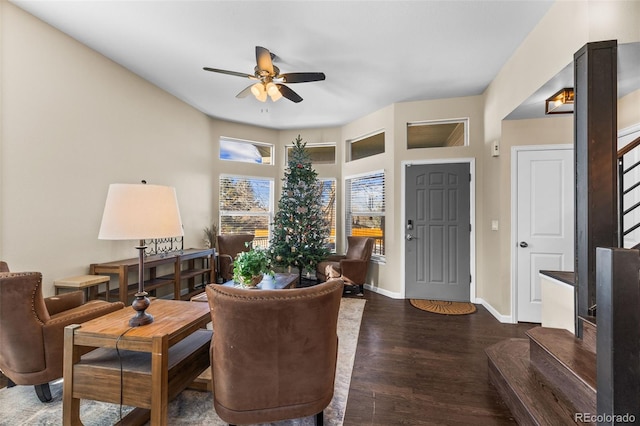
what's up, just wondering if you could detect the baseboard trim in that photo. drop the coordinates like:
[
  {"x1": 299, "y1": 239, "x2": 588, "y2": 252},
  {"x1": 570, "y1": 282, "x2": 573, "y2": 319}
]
[
  {"x1": 475, "y1": 298, "x2": 515, "y2": 323},
  {"x1": 364, "y1": 284, "x2": 402, "y2": 299}
]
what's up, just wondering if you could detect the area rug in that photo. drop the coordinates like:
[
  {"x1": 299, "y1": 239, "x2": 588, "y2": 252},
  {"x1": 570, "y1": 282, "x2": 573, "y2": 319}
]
[
  {"x1": 0, "y1": 298, "x2": 365, "y2": 426},
  {"x1": 410, "y1": 299, "x2": 476, "y2": 315}
]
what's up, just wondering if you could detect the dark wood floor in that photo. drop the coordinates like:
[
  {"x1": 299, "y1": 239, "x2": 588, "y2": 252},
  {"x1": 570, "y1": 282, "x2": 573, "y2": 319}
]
[
  {"x1": 0, "y1": 290, "x2": 534, "y2": 425},
  {"x1": 343, "y1": 291, "x2": 535, "y2": 425}
]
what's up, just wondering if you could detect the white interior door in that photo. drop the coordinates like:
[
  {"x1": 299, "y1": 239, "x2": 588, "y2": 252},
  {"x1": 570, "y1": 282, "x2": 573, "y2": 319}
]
[{"x1": 515, "y1": 147, "x2": 574, "y2": 323}]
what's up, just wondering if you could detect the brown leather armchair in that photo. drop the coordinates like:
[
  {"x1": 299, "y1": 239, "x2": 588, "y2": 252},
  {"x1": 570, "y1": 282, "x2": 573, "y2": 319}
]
[
  {"x1": 216, "y1": 233, "x2": 254, "y2": 281},
  {"x1": 316, "y1": 236, "x2": 375, "y2": 296},
  {"x1": 0, "y1": 271, "x2": 124, "y2": 402},
  {"x1": 205, "y1": 278, "x2": 344, "y2": 425}
]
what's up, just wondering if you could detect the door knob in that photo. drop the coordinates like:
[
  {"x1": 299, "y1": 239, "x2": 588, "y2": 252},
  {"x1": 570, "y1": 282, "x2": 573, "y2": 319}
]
[
  {"x1": 406, "y1": 234, "x2": 415, "y2": 241},
  {"x1": 519, "y1": 241, "x2": 528, "y2": 248}
]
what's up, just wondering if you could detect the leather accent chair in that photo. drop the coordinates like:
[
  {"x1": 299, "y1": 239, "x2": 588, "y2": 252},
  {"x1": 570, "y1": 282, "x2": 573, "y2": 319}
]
[
  {"x1": 205, "y1": 278, "x2": 344, "y2": 425},
  {"x1": 316, "y1": 236, "x2": 375, "y2": 296},
  {"x1": 0, "y1": 271, "x2": 124, "y2": 402},
  {"x1": 216, "y1": 234, "x2": 254, "y2": 281}
]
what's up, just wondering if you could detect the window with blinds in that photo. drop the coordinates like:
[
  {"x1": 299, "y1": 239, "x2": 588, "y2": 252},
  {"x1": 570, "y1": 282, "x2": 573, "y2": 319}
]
[
  {"x1": 345, "y1": 171, "x2": 385, "y2": 258},
  {"x1": 219, "y1": 175, "x2": 274, "y2": 248},
  {"x1": 219, "y1": 137, "x2": 274, "y2": 165},
  {"x1": 319, "y1": 178, "x2": 337, "y2": 252}
]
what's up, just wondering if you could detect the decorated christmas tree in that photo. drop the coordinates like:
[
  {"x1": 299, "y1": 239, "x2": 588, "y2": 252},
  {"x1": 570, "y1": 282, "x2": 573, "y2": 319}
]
[{"x1": 269, "y1": 135, "x2": 330, "y2": 282}]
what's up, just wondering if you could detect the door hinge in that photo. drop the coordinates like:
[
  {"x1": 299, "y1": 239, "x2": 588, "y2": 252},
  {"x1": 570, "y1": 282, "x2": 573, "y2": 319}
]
[
  {"x1": 470, "y1": 275, "x2": 472, "y2": 283},
  {"x1": 469, "y1": 224, "x2": 472, "y2": 232}
]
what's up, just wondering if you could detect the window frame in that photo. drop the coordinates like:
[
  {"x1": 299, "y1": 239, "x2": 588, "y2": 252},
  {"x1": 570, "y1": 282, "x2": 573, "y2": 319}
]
[
  {"x1": 284, "y1": 142, "x2": 337, "y2": 165},
  {"x1": 319, "y1": 177, "x2": 337, "y2": 252},
  {"x1": 406, "y1": 117, "x2": 469, "y2": 149},
  {"x1": 219, "y1": 136, "x2": 275, "y2": 165},
  {"x1": 218, "y1": 174, "x2": 275, "y2": 248},
  {"x1": 344, "y1": 169, "x2": 386, "y2": 261},
  {"x1": 346, "y1": 130, "x2": 385, "y2": 162}
]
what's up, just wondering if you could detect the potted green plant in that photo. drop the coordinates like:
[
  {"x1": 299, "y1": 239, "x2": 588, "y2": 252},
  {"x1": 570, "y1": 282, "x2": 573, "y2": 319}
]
[{"x1": 233, "y1": 246, "x2": 273, "y2": 287}]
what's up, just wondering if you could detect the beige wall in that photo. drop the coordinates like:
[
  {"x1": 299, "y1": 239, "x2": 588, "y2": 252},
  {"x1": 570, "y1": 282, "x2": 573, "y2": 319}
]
[
  {"x1": 393, "y1": 97, "x2": 484, "y2": 299},
  {"x1": 0, "y1": 2, "x2": 217, "y2": 287},
  {"x1": 2, "y1": 1, "x2": 639, "y2": 315},
  {"x1": 499, "y1": 116, "x2": 574, "y2": 315},
  {"x1": 619, "y1": 89, "x2": 640, "y2": 131},
  {"x1": 482, "y1": 0, "x2": 640, "y2": 318}
]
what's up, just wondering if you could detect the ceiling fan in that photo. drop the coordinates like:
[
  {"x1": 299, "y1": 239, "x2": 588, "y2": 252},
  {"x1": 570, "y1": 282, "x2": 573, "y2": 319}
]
[{"x1": 203, "y1": 46, "x2": 325, "y2": 103}]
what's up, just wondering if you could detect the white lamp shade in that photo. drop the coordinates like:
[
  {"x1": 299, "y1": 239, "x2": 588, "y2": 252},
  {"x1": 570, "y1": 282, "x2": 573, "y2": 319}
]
[{"x1": 98, "y1": 183, "x2": 184, "y2": 240}]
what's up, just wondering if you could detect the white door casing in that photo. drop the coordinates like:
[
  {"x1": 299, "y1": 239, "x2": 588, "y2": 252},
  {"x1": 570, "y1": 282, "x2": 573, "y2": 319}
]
[{"x1": 512, "y1": 145, "x2": 574, "y2": 323}]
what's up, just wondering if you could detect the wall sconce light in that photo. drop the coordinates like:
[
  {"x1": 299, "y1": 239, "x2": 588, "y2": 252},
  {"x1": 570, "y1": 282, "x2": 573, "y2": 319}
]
[{"x1": 545, "y1": 88, "x2": 574, "y2": 114}]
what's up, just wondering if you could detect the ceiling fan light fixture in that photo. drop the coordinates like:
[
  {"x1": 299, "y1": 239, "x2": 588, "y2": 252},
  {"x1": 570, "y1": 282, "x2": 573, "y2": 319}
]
[
  {"x1": 545, "y1": 88, "x2": 574, "y2": 114},
  {"x1": 266, "y1": 82, "x2": 282, "y2": 101},
  {"x1": 266, "y1": 82, "x2": 277, "y2": 95},
  {"x1": 204, "y1": 46, "x2": 325, "y2": 104},
  {"x1": 251, "y1": 82, "x2": 267, "y2": 102}
]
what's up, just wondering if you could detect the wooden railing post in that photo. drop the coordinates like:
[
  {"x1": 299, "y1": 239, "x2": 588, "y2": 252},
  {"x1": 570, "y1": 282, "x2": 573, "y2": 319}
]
[
  {"x1": 595, "y1": 247, "x2": 640, "y2": 423},
  {"x1": 574, "y1": 40, "x2": 618, "y2": 337}
]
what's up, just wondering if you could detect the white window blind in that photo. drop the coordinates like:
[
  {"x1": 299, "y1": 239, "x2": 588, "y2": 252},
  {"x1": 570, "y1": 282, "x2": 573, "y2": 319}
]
[
  {"x1": 345, "y1": 171, "x2": 385, "y2": 257},
  {"x1": 320, "y1": 178, "x2": 337, "y2": 252},
  {"x1": 219, "y1": 175, "x2": 273, "y2": 248}
]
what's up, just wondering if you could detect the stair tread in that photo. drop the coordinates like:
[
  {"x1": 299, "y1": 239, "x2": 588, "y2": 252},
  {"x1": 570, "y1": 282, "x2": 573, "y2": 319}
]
[
  {"x1": 526, "y1": 327, "x2": 596, "y2": 391},
  {"x1": 486, "y1": 338, "x2": 581, "y2": 425},
  {"x1": 579, "y1": 315, "x2": 597, "y2": 326}
]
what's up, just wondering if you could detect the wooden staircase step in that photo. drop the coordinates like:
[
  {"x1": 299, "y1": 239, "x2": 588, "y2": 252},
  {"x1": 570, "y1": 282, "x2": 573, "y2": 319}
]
[
  {"x1": 527, "y1": 327, "x2": 596, "y2": 415},
  {"x1": 579, "y1": 315, "x2": 597, "y2": 353},
  {"x1": 486, "y1": 338, "x2": 583, "y2": 425}
]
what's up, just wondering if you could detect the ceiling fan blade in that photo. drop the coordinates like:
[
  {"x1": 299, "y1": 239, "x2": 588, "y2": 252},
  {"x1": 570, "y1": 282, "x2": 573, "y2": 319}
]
[
  {"x1": 256, "y1": 46, "x2": 274, "y2": 75},
  {"x1": 277, "y1": 84, "x2": 303, "y2": 103},
  {"x1": 280, "y1": 72, "x2": 326, "y2": 83},
  {"x1": 203, "y1": 67, "x2": 255, "y2": 79},
  {"x1": 236, "y1": 85, "x2": 253, "y2": 98}
]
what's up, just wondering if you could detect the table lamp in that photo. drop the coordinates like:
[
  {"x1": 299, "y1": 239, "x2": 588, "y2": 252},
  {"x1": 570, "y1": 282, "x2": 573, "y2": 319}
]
[{"x1": 98, "y1": 182, "x2": 183, "y2": 327}]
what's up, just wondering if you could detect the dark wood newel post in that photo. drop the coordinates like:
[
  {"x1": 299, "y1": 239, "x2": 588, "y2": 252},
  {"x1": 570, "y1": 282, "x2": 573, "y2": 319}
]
[
  {"x1": 596, "y1": 247, "x2": 640, "y2": 423},
  {"x1": 573, "y1": 40, "x2": 618, "y2": 338}
]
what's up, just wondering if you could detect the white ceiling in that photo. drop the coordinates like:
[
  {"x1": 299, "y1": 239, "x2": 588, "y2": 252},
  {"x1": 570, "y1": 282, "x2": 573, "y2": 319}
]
[{"x1": 12, "y1": 0, "x2": 556, "y2": 130}]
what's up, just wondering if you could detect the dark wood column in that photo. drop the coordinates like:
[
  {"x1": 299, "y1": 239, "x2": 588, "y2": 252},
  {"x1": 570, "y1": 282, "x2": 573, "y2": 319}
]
[
  {"x1": 596, "y1": 247, "x2": 640, "y2": 422},
  {"x1": 573, "y1": 40, "x2": 618, "y2": 337}
]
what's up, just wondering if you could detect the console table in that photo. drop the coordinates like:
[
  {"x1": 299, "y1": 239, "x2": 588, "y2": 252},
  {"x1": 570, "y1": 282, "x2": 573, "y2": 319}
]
[
  {"x1": 90, "y1": 248, "x2": 215, "y2": 304},
  {"x1": 62, "y1": 299, "x2": 211, "y2": 426}
]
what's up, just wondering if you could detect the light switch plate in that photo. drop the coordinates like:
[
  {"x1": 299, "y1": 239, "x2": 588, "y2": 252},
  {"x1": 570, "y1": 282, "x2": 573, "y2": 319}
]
[{"x1": 491, "y1": 140, "x2": 500, "y2": 157}]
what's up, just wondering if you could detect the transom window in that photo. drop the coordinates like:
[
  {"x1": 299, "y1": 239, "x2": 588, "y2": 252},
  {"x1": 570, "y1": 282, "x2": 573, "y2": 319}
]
[
  {"x1": 286, "y1": 143, "x2": 336, "y2": 165},
  {"x1": 220, "y1": 136, "x2": 273, "y2": 165},
  {"x1": 347, "y1": 131, "x2": 385, "y2": 161},
  {"x1": 407, "y1": 118, "x2": 468, "y2": 149},
  {"x1": 345, "y1": 171, "x2": 386, "y2": 259},
  {"x1": 219, "y1": 175, "x2": 274, "y2": 248}
]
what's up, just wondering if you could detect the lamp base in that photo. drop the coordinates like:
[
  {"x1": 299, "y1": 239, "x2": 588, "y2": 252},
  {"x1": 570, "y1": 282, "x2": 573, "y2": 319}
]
[{"x1": 129, "y1": 292, "x2": 154, "y2": 327}]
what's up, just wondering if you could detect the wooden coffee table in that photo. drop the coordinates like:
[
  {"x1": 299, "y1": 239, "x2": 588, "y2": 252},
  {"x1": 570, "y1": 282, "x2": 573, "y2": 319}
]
[{"x1": 63, "y1": 299, "x2": 211, "y2": 426}]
